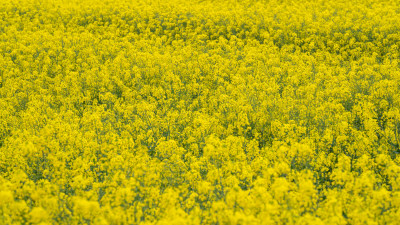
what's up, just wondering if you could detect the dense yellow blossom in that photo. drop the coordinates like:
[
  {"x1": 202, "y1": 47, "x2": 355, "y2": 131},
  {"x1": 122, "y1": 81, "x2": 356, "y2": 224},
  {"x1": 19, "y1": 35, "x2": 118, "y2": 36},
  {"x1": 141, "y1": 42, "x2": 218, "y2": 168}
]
[{"x1": 1, "y1": 0, "x2": 400, "y2": 224}]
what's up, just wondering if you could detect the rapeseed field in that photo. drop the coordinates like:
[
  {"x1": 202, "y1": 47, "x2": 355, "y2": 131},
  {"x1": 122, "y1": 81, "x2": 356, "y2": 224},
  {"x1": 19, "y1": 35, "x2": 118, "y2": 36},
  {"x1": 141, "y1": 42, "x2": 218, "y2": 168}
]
[{"x1": 1, "y1": 0, "x2": 400, "y2": 224}]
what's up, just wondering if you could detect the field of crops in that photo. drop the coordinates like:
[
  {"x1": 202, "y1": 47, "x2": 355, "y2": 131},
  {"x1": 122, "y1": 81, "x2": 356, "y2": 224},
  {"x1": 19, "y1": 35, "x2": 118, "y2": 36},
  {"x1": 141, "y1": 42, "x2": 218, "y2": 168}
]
[{"x1": 1, "y1": 0, "x2": 400, "y2": 224}]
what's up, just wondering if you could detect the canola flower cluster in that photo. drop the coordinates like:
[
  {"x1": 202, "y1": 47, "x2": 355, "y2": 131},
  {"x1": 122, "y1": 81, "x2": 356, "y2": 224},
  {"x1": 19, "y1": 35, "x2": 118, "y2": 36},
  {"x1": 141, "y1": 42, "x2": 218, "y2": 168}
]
[{"x1": 1, "y1": 0, "x2": 400, "y2": 224}]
